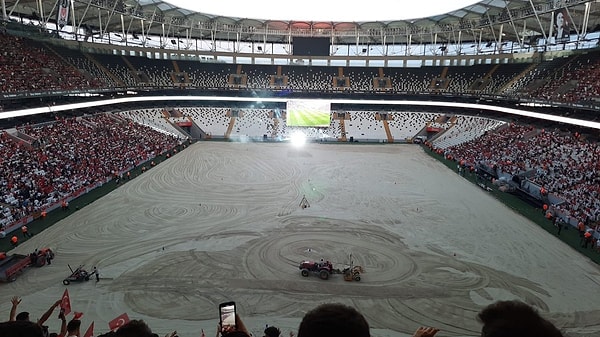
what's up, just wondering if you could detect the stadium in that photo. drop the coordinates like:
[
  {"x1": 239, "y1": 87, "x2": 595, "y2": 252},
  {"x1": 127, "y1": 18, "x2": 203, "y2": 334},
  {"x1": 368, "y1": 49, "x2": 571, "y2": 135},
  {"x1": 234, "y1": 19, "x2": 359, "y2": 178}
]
[{"x1": 1, "y1": 0, "x2": 600, "y2": 336}]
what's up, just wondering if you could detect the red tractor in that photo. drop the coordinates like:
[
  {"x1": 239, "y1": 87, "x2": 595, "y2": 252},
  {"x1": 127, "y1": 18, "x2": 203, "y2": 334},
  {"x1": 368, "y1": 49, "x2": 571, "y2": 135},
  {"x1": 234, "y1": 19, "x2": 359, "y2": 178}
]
[
  {"x1": 298, "y1": 259, "x2": 363, "y2": 281},
  {"x1": 0, "y1": 248, "x2": 54, "y2": 282},
  {"x1": 299, "y1": 260, "x2": 335, "y2": 280}
]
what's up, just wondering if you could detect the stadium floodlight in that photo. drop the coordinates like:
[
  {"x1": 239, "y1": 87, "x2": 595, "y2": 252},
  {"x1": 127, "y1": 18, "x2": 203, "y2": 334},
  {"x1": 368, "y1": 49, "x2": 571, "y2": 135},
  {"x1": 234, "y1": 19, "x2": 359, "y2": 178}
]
[{"x1": 290, "y1": 131, "x2": 306, "y2": 148}]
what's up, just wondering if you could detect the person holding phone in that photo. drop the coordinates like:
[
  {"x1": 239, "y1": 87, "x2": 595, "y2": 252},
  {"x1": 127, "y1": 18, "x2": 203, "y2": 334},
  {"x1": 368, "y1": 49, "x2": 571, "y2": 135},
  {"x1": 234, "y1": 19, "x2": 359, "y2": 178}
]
[
  {"x1": 219, "y1": 302, "x2": 237, "y2": 334},
  {"x1": 218, "y1": 302, "x2": 251, "y2": 337}
]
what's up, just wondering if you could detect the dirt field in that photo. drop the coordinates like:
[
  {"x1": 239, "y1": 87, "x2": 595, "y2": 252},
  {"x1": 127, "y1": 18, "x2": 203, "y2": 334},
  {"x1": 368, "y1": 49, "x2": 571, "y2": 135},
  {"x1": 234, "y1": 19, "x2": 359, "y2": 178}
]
[{"x1": 2, "y1": 142, "x2": 600, "y2": 337}]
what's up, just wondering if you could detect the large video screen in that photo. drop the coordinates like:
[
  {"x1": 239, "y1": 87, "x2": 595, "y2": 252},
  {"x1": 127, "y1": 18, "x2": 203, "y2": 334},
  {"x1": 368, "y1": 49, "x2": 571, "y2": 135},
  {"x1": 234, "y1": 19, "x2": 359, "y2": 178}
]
[
  {"x1": 293, "y1": 37, "x2": 330, "y2": 56},
  {"x1": 286, "y1": 99, "x2": 331, "y2": 127}
]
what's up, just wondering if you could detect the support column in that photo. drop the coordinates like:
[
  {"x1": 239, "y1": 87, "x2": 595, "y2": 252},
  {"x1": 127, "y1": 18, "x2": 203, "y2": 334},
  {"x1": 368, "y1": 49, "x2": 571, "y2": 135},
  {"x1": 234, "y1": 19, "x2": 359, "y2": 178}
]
[{"x1": 1, "y1": 0, "x2": 7, "y2": 21}]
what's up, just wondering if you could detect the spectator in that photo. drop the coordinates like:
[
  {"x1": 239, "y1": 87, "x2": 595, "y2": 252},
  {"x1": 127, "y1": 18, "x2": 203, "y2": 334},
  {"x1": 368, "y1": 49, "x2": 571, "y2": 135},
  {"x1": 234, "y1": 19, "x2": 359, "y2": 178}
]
[
  {"x1": 217, "y1": 314, "x2": 252, "y2": 337},
  {"x1": 21, "y1": 224, "x2": 32, "y2": 238},
  {"x1": 10, "y1": 297, "x2": 62, "y2": 335},
  {"x1": 264, "y1": 326, "x2": 281, "y2": 337},
  {"x1": 66, "y1": 319, "x2": 81, "y2": 337},
  {"x1": 0, "y1": 320, "x2": 45, "y2": 337},
  {"x1": 114, "y1": 319, "x2": 154, "y2": 337},
  {"x1": 297, "y1": 303, "x2": 369, "y2": 337},
  {"x1": 477, "y1": 300, "x2": 563, "y2": 337}
]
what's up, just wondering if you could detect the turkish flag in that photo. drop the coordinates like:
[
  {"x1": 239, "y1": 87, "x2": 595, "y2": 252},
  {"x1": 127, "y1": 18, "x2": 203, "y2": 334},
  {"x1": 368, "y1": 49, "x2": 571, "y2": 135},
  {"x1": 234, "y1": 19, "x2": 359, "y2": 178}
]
[
  {"x1": 83, "y1": 321, "x2": 94, "y2": 337},
  {"x1": 108, "y1": 313, "x2": 130, "y2": 331},
  {"x1": 73, "y1": 312, "x2": 84, "y2": 320},
  {"x1": 60, "y1": 289, "x2": 71, "y2": 315}
]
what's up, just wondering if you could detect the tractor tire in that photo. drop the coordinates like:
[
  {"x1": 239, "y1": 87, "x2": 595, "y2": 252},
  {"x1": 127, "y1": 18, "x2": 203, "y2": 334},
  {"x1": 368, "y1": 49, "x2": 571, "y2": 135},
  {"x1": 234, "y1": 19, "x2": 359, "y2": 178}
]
[
  {"x1": 301, "y1": 269, "x2": 309, "y2": 277},
  {"x1": 63, "y1": 279, "x2": 70, "y2": 285},
  {"x1": 353, "y1": 275, "x2": 361, "y2": 282},
  {"x1": 319, "y1": 269, "x2": 330, "y2": 280}
]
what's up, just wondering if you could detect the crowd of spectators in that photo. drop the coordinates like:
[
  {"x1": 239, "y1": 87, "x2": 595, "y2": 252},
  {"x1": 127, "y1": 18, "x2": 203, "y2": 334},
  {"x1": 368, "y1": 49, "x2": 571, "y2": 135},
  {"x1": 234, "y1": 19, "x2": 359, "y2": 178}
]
[
  {"x1": 439, "y1": 123, "x2": 600, "y2": 226},
  {"x1": 1, "y1": 31, "x2": 600, "y2": 106},
  {"x1": 0, "y1": 297, "x2": 565, "y2": 337},
  {"x1": 522, "y1": 51, "x2": 600, "y2": 103},
  {"x1": 0, "y1": 32, "x2": 102, "y2": 94},
  {"x1": 0, "y1": 113, "x2": 184, "y2": 232}
]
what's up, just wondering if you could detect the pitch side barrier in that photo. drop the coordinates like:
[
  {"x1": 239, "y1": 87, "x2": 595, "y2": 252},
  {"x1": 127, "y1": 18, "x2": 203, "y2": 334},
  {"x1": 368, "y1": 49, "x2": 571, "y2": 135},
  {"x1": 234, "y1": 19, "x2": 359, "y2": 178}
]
[{"x1": 2, "y1": 96, "x2": 600, "y2": 130}]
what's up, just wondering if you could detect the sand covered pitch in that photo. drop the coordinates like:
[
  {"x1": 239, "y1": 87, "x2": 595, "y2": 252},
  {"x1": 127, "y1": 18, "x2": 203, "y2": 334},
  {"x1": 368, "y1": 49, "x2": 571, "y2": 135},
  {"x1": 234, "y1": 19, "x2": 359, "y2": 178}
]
[{"x1": 2, "y1": 142, "x2": 600, "y2": 337}]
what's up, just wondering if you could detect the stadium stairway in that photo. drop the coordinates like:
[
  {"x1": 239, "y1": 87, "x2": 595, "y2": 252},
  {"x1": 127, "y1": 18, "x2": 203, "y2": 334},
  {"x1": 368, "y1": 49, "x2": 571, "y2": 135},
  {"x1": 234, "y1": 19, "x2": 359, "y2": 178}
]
[
  {"x1": 225, "y1": 117, "x2": 236, "y2": 138},
  {"x1": 382, "y1": 120, "x2": 394, "y2": 143},
  {"x1": 83, "y1": 53, "x2": 124, "y2": 87},
  {"x1": 429, "y1": 126, "x2": 451, "y2": 143},
  {"x1": 484, "y1": 64, "x2": 500, "y2": 79},
  {"x1": 186, "y1": 116, "x2": 209, "y2": 140},
  {"x1": 172, "y1": 60, "x2": 181, "y2": 73},
  {"x1": 43, "y1": 43, "x2": 100, "y2": 84},
  {"x1": 272, "y1": 118, "x2": 279, "y2": 139},
  {"x1": 499, "y1": 62, "x2": 538, "y2": 94},
  {"x1": 157, "y1": 112, "x2": 191, "y2": 138},
  {"x1": 338, "y1": 119, "x2": 347, "y2": 142},
  {"x1": 469, "y1": 64, "x2": 500, "y2": 91},
  {"x1": 440, "y1": 66, "x2": 449, "y2": 79},
  {"x1": 105, "y1": 112, "x2": 128, "y2": 123},
  {"x1": 121, "y1": 56, "x2": 143, "y2": 84}
]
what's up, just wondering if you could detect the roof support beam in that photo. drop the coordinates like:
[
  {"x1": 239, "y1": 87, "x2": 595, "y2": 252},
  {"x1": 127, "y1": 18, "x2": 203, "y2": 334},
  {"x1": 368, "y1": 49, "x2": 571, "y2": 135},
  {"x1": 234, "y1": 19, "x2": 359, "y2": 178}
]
[
  {"x1": 69, "y1": 0, "x2": 76, "y2": 37},
  {"x1": 141, "y1": 17, "x2": 146, "y2": 46},
  {"x1": 581, "y1": 1, "x2": 590, "y2": 37},
  {"x1": 41, "y1": 0, "x2": 59, "y2": 28},
  {"x1": 528, "y1": 0, "x2": 548, "y2": 42},
  {"x1": 564, "y1": 6, "x2": 580, "y2": 40},
  {"x1": 485, "y1": 11, "x2": 498, "y2": 53},
  {"x1": 211, "y1": 22, "x2": 217, "y2": 52},
  {"x1": 497, "y1": 24, "x2": 504, "y2": 53},
  {"x1": 124, "y1": 1, "x2": 140, "y2": 38},
  {"x1": 99, "y1": 0, "x2": 120, "y2": 38},
  {"x1": 142, "y1": 8, "x2": 156, "y2": 47},
  {"x1": 1, "y1": 0, "x2": 7, "y2": 21},
  {"x1": 120, "y1": 14, "x2": 125, "y2": 44},
  {"x1": 75, "y1": 0, "x2": 93, "y2": 40},
  {"x1": 97, "y1": 6, "x2": 102, "y2": 39},
  {"x1": 7, "y1": 0, "x2": 20, "y2": 17},
  {"x1": 381, "y1": 29, "x2": 386, "y2": 56},
  {"x1": 36, "y1": 0, "x2": 44, "y2": 25},
  {"x1": 504, "y1": 0, "x2": 524, "y2": 49}
]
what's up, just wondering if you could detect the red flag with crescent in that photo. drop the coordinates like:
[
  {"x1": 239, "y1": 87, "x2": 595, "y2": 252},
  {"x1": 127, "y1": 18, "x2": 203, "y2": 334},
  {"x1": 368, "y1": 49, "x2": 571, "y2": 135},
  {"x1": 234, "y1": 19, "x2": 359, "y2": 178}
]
[
  {"x1": 60, "y1": 289, "x2": 71, "y2": 315},
  {"x1": 108, "y1": 313, "x2": 130, "y2": 331},
  {"x1": 83, "y1": 321, "x2": 94, "y2": 337}
]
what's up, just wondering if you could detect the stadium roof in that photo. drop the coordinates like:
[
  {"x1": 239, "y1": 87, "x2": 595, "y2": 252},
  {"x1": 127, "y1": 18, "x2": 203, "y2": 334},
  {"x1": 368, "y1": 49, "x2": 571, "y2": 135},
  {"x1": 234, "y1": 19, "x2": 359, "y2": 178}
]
[
  {"x1": 161, "y1": 0, "x2": 484, "y2": 22},
  {"x1": 4, "y1": 0, "x2": 600, "y2": 47}
]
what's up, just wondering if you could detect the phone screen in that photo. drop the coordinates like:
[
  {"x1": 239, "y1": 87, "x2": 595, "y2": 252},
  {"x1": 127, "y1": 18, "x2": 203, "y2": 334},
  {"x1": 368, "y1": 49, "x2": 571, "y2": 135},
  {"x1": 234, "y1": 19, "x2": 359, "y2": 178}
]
[{"x1": 219, "y1": 302, "x2": 236, "y2": 333}]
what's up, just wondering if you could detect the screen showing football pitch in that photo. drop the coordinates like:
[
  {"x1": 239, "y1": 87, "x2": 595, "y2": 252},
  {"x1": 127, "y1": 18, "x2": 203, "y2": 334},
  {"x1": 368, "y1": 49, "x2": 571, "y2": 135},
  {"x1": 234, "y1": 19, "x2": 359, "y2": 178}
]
[{"x1": 286, "y1": 99, "x2": 331, "y2": 127}]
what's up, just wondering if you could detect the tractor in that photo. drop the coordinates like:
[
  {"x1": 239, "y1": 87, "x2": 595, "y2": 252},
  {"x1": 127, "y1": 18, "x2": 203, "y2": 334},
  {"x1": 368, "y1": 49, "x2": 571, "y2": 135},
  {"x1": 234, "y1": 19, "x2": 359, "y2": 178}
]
[
  {"x1": 299, "y1": 258, "x2": 363, "y2": 281},
  {"x1": 299, "y1": 260, "x2": 335, "y2": 280}
]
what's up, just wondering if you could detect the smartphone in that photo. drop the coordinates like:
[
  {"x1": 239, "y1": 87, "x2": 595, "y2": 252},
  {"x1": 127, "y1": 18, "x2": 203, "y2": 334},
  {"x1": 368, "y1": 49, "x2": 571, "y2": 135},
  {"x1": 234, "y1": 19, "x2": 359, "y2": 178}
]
[{"x1": 219, "y1": 301, "x2": 237, "y2": 334}]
